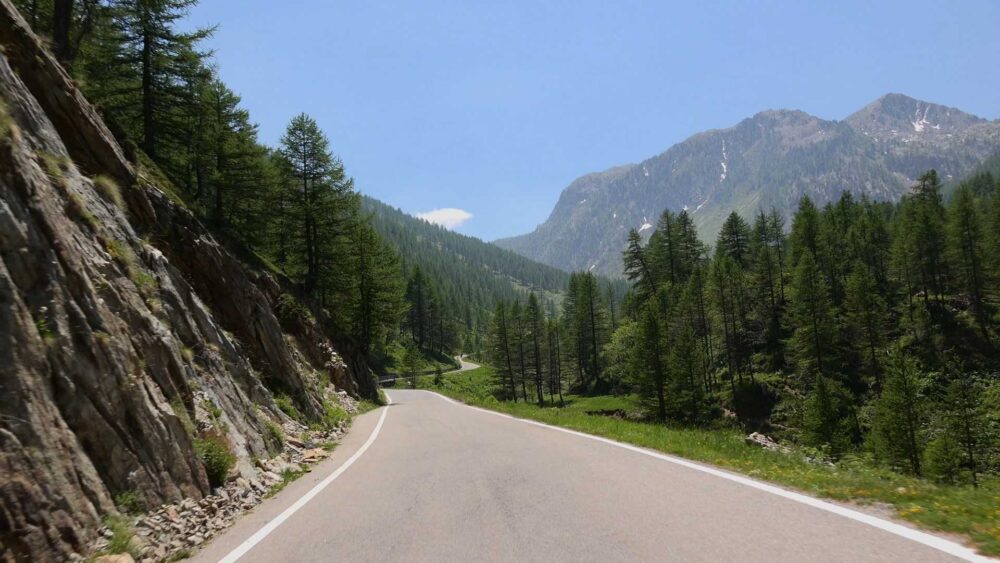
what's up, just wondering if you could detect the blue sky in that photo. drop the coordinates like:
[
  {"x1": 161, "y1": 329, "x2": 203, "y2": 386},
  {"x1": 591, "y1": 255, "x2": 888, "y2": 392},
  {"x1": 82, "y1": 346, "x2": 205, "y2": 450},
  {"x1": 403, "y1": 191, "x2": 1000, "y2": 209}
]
[{"x1": 183, "y1": 0, "x2": 1000, "y2": 241}]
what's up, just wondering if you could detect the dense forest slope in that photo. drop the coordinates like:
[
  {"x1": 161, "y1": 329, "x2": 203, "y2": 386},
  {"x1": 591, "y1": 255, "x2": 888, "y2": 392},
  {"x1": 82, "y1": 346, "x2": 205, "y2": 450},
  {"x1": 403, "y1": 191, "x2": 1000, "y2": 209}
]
[
  {"x1": 363, "y1": 196, "x2": 572, "y2": 344},
  {"x1": 0, "y1": 5, "x2": 372, "y2": 560},
  {"x1": 496, "y1": 94, "x2": 1000, "y2": 276}
]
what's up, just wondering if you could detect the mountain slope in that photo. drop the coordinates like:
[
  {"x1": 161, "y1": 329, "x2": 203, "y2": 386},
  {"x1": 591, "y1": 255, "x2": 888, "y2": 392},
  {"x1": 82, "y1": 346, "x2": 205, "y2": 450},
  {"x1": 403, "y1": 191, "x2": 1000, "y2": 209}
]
[
  {"x1": 362, "y1": 196, "x2": 571, "y2": 336},
  {"x1": 496, "y1": 94, "x2": 1000, "y2": 276}
]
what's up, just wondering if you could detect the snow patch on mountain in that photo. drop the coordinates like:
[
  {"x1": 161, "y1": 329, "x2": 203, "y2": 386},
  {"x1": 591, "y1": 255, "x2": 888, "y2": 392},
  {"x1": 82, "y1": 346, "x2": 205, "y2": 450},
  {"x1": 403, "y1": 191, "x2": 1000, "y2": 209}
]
[
  {"x1": 911, "y1": 104, "x2": 940, "y2": 133},
  {"x1": 720, "y1": 139, "x2": 728, "y2": 182}
]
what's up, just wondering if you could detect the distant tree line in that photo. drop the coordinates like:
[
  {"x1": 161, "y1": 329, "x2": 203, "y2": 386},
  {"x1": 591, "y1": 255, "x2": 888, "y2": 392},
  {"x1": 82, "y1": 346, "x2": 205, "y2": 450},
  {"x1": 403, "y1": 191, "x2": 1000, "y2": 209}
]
[
  {"x1": 490, "y1": 170, "x2": 1000, "y2": 485},
  {"x1": 362, "y1": 196, "x2": 572, "y2": 357}
]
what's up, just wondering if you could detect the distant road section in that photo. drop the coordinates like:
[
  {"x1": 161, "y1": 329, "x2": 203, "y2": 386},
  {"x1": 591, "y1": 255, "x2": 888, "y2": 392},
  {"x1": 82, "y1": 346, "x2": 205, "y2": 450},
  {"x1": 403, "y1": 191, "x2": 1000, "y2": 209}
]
[
  {"x1": 378, "y1": 355, "x2": 479, "y2": 384},
  {"x1": 194, "y1": 389, "x2": 984, "y2": 562}
]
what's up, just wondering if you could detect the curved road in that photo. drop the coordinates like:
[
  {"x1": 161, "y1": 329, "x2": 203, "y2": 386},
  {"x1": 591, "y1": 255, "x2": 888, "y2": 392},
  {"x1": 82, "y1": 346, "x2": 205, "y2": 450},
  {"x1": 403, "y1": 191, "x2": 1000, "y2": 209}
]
[
  {"x1": 378, "y1": 355, "x2": 479, "y2": 384},
  {"x1": 192, "y1": 387, "x2": 985, "y2": 562}
]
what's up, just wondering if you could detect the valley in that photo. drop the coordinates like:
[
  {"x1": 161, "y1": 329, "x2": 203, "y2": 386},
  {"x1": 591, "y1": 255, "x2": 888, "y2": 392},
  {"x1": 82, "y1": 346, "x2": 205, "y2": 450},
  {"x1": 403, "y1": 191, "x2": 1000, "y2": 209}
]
[{"x1": 2, "y1": 0, "x2": 1000, "y2": 562}]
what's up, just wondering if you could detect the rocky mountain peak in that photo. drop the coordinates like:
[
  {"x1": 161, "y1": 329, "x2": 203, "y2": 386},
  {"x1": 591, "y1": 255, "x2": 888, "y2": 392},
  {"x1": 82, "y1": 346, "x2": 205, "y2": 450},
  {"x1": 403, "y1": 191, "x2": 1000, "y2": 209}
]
[
  {"x1": 497, "y1": 93, "x2": 1000, "y2": 277},
  {"x1": 846, "y1": 93, "x2": 986, "y2": 140}
]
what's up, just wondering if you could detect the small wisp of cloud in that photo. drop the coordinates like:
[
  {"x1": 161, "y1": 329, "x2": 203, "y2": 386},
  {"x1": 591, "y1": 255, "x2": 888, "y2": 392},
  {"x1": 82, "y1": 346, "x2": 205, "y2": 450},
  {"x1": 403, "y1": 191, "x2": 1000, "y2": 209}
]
[{"x1": 416, "y1": 208, "x2": 473, "y2": 230}]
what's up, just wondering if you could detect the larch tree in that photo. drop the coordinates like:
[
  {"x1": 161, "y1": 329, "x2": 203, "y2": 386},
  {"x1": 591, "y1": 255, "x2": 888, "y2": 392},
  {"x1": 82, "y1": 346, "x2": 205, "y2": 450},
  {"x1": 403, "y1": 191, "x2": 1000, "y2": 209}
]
[
  {"x1": 870, "y1": 351, "x2": 925, "y2": 475},
  {"x1": 947, "y1": 186, "x2": 990, "y2": 338},
  {"x1": 526, "y1": 293, "x2": 546, "y2": 405},
  {"x1": 787, "y1": 251, "x2": 836, "y2": 385},
  {"x1": 843, "y1": 263, "x2": 887, "y2": 388}
]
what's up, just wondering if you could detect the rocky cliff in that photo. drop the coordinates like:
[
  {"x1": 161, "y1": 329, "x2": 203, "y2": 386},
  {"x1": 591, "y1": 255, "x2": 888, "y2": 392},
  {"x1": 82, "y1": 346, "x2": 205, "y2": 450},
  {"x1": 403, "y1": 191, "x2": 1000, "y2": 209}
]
[{"x1": 0, "y1": 2, "x2": 375, "y2": 560}]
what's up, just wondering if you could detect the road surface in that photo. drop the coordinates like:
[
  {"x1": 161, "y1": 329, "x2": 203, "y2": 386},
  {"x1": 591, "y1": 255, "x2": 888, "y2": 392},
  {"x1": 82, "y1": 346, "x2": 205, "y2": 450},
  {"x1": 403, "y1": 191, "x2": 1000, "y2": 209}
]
[
  {"x1": 378, "y1": 355, "x2": 479, "y2": 384},
  {"x1": 192, "y1": 389, "x2": 986, "y2": 562}
]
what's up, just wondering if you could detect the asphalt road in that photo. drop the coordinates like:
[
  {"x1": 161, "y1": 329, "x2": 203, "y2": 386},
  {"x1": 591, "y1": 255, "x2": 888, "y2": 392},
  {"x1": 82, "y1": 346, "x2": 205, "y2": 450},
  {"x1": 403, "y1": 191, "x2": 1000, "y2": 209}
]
[
  {"x1": 192, "y1": 387, "x2": 987, "y2": 562},
  {"x1": 378, "y1": 355, "x2": 479, "y2": 384}
]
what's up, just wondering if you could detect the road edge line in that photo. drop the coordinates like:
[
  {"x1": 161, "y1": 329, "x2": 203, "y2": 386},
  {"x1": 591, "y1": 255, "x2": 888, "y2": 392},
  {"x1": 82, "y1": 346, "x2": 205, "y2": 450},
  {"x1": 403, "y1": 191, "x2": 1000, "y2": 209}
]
[
  {"x1": 217, "y1": 395, "x2": 393, "y2": 563},
  {"x1": 425, "y1": 390, "x2": 992, "y2": 563}
]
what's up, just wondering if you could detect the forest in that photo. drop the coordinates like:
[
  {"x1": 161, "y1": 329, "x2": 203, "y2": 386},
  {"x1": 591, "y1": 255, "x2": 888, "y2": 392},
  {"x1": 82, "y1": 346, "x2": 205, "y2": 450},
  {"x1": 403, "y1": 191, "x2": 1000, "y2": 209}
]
[
  {"x1": 490, "y1": 170, "x2": 1000, "y2": 484},
  {"x1": 363, "y1": 196, "x2": 577, "y2": 359},
  {"x1": 9, "y1": 0, "x2": 537, "y2": 370}
]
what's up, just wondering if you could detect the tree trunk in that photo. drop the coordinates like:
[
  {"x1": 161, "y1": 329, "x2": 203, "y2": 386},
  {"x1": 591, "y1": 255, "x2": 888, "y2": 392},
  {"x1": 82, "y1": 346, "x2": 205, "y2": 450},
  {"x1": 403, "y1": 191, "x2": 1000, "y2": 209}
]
[{"x1": 53, "y1": 0, "x2": 74, "y2": 64}]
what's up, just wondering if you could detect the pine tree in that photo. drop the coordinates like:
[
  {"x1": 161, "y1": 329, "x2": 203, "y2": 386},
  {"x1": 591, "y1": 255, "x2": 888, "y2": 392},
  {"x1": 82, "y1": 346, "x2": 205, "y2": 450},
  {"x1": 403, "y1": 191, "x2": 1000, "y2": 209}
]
[
  {"x1": 526, "y1": 293, "x2": 546, "y2": 406},
  {"x1": 402, "y1": 341, "x2": 424, "y2": 389},
  {"x1": 716, "y1": 212, "x2": 752, "y2": 269},
  {"x1": 947, "y1": 186, "x2": 990, "y2": 338},
  {"x1": 667, "y1": 323, "x2": 703, "y2": 422},
  {"x1": 510, "y1": 300, "x2": 529, "y2": 401},
  {"x1": 82, "y1": 0, "x2": 213, "y2": 165},
  {"x1": 546, "y1": 318, "x2": 564, "y2": 406},
  {"x1": 787, "y1": 252, "x2": 836, "y2": 383},
  {"x1": 277, "y1": 113, "x2": 358, "y2": 301},
  {"x1": 789, "y1": 196, "x2": 821, "y2": 265},
  {"x1": 623, "y1": 229, "x2": 656, "y2": 301},
  {"x1": 801, "y1": 375, "x2": 848, "y2": 456},
  {"x1": 648, "y1": 209, "x2": 677, "y2": 286},
  {"x1": 767, "y1": 208, "x2": 788, "y2": 303},
  {"x1": 843, "y1": 263, "x2": 887, "y2": 388},
  {"x1": 405, "y1": 267, "x2": 430, "y2": 349},
  {"x1": 491, "y1": 302, "x2": 517, "y2": 401},
  {"x1": 709, "y1": 254, "x2": 750, "y2": 385},
  {"x1": 341, "y1": 221, "x2": 405, "y2": 356},
  {"x1": 674, "y1": 210, "x2": 706, "y2": 284},
  {"x1": 750, "y1": 210, "x2": 784, "y2": 370},
  {"x1": 911, "y1": 170, "x2": 948, "y2": 306},
  {"x1": 991, "y1": 183, "x2": 1000, "y2": 276},
  {"x1": 636, "y1": 303, "x2": 668, "y2": 422},
  {"x1": 935, "y1": 361, "x2": 986, "y2": 486},
  {"x1": 870, "y1": 351, "x2": 924, "y2": 475}
]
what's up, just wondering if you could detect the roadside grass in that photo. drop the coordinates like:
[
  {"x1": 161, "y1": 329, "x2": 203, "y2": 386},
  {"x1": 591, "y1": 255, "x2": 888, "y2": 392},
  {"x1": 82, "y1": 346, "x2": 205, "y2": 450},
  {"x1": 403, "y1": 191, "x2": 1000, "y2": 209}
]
[
  {"x1": 267, "y1": 468, "x2": 308, "y2": 498},
  {"x1": 415, "y1": 366, "x2": 1000, "y2": 556}
]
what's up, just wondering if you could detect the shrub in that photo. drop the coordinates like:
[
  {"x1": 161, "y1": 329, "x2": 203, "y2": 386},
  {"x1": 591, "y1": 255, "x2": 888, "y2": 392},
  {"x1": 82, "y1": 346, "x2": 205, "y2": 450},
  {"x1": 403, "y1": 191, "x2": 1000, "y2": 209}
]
[
  {"x1": 321, "y1": 400, "x2": 348, "y2": 429},
  {"x1": 94, "y1": 174, "x2": 125, "y2": 209},
  {"x1": 114, "y1": 490, "x2": 144, "y2": 514},
  {"x1": 274, "y1": 393, "x2": 301, "y2": 421},
  {"x1": 101, "y1": 514, "x2": 139, "y2": 558},
  {"x1": 201, "y1": 398, "x2": 222, "y2": 421},
  {"x1": 264, "y1": 420, "x2": 284, "y2": 450},
  {"x1": 923, "y1": 432, "x2": 964, "y2": 484},
  {"x1": 194, "y1": 434, "x2": 235, "y2": 488},
  {"x1": 0, "y1": 99, "x2": 12, "y2": 141}
]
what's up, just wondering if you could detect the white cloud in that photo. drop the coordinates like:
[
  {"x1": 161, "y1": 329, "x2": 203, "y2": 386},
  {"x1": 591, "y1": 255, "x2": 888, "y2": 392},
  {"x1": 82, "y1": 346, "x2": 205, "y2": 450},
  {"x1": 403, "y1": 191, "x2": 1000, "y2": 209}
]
[{"x1": 416, "y1": 208, "x2": 473, "y2": 230}]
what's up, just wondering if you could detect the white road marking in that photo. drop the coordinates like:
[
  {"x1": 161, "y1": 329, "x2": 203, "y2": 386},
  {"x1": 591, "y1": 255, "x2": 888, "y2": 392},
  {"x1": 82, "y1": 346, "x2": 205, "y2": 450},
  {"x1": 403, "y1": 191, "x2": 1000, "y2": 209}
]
[
  {"x1": 424, "y1": 390, "x2": 992, "y2": 563},
  {"x1": 217, "y1": 395, "x2": 392, "y2": 563}
]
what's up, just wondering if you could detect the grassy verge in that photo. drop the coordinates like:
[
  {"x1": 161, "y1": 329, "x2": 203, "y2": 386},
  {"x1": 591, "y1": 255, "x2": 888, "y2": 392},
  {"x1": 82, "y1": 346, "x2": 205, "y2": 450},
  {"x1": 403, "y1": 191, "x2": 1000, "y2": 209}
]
[{"x1": 415, "y1": 366, "x2": 1000, "y2": 556}]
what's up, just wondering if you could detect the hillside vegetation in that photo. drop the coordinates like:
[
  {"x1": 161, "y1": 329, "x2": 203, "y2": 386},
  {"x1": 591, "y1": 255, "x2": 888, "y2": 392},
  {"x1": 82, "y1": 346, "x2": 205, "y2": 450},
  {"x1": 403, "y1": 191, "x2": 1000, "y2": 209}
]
[{"x1": 484, "y1": 169, "x2": 1000, "y2": 553}]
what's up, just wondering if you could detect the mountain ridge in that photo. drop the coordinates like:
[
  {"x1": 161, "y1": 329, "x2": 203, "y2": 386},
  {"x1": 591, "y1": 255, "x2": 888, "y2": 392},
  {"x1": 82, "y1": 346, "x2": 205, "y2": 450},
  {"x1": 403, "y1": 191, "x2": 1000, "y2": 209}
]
[{"x1": 495, "y1": 93, "x2": 1000, "y2": 276}]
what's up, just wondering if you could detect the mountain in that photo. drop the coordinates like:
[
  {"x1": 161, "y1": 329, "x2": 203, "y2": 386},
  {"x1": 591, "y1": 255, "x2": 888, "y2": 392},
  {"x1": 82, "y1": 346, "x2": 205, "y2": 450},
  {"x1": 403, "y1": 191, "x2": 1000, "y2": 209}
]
[
  {"x1": 362, "y1": 196, "x2": 572, "y2": 336},
  {"x1": 495, "y1": 94, "x2": 1000, "y2": 276}
]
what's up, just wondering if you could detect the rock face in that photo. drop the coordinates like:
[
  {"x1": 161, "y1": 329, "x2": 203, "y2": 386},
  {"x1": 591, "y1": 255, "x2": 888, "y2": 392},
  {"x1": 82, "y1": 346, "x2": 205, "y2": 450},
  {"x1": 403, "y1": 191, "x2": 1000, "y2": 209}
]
[
  {"x1": 495, "y1": 94, "x2": 1000, "y2": 277},
  {"x1": 0, "y1": 2, "x2": 373, "y2": 560}
]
